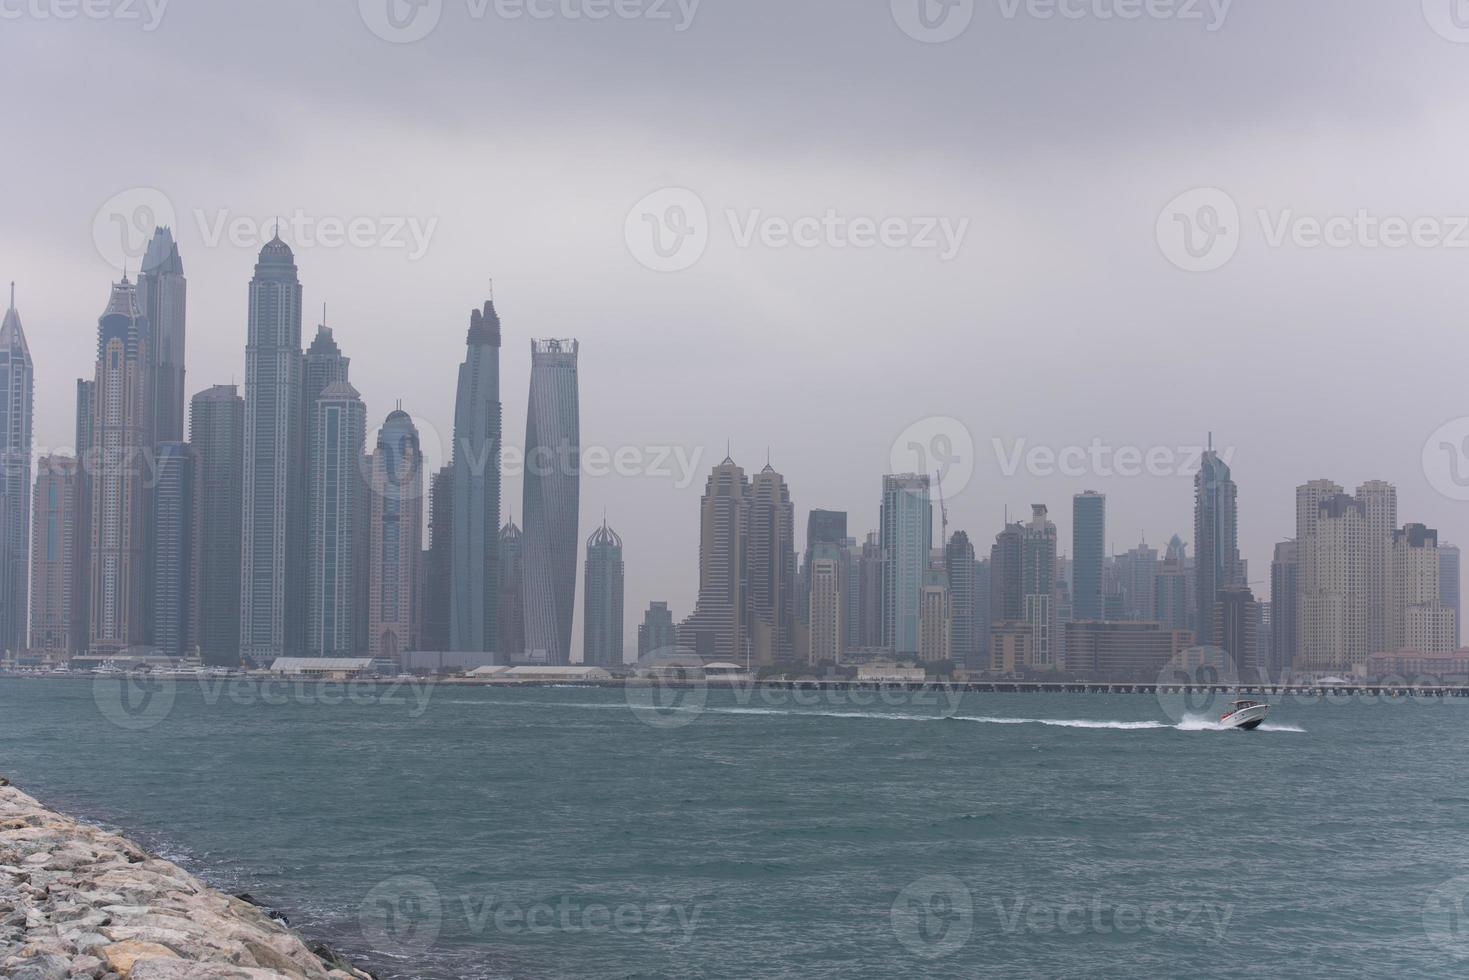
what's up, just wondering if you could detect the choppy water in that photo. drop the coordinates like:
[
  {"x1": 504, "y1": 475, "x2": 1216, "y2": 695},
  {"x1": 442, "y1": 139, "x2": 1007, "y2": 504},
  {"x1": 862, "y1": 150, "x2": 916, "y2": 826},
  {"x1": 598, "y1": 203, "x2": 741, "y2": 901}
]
[{"x1": 3, "y1": 677, "x2": 1469, "y2": 978}]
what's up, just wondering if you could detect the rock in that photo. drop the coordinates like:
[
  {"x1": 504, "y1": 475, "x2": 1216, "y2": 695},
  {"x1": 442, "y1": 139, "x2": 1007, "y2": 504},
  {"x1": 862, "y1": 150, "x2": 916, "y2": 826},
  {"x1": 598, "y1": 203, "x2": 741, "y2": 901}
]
[
  {"x1": 99, "y1": 940, "x2": 180, "y2": 977},
  {"x1": 3, "y1": 952, "x2": 71, "y2": 980}
]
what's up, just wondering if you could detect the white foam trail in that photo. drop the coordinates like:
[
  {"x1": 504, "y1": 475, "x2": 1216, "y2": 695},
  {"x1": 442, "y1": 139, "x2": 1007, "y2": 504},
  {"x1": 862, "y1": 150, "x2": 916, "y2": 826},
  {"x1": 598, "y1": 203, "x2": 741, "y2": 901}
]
[{"x1": 446, "y1": 698, "x2": 1305, "y2": 731}]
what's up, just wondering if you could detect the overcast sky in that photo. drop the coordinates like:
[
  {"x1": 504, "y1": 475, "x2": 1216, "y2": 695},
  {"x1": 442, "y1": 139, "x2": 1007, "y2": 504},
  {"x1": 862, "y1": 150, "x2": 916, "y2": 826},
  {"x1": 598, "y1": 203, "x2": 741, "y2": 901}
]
[{"x1": 7, "y1": 0, "x2": 1469, "y2": 655}]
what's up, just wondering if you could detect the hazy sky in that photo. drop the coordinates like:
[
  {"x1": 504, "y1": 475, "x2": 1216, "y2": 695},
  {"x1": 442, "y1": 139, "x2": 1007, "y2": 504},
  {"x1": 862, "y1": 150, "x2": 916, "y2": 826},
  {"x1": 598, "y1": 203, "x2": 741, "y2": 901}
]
[{"x1": 7, "y1": 0, "x2": 1469, "y2": 655}]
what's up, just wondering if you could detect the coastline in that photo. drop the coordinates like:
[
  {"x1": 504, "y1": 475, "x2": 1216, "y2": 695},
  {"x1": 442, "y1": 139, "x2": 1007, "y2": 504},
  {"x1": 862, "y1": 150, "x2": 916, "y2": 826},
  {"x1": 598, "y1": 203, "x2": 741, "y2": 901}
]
[{"x1": 0, "y1": 779, "x2": 375, "y2": 980}]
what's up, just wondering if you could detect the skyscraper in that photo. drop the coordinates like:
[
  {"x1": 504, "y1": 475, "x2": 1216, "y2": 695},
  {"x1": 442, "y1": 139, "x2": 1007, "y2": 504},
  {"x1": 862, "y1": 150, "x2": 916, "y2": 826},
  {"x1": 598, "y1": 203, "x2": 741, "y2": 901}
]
[
  {"x1": 1299, "y1": 492, "x2": 1368, "y2": 671},
  {"x1": 1270, "y1": 540, "x2": 1298, "y2": 677},
  {"x1": 497, "y1": 519, "x2": 525, "y2": 660},
  {"x1": 1440, "y1": 543, "x2": 1461, "y2": 648},
  {"x1": 0, "y1": 285, "x2": 32, "y2": 654},
  {"x1": 1212, "y1": 584, "x2": 1258, "y2": 676},
  {"x1": 858, "y1": 532, "x2": 882, "y2": 649},
  {"x1": 678, "y1": 456, "x2": 749, "y2": 662},
  {"x1": 638, "y1": 601, "x2": 677, "y2": 657},
  {"x1": 945, "y1": 531, "x2": 976, "y2": 659},
  {"x1": 90, "y1": 277, "x2": 147, "y2": 657},
  {"x1": 421, "y1": 465, "x2": 454, "y2": 652},
  {"x1": 973, "y1": 557, "x2": 991, "y2": 659},
  {"x1": 808, "y1": 547, "x2": 845, "y2": 665},
  {"x1": 306, "y1": 381, "x2": 367, "y2": 656},
  {"x1": 919, "y1": 564, "x2": 951, "y2": 663},
  {"x1": 72, "y1": 380, "x2": 95, "y2": 653},
  {"x1": 1021, "y1": 504, "x2": 1057, "y2": 667},
  {"x1": 1194, "y1": 445, "x2": 1240, "y2": 643},
  {"x1": 240, "y1": 235, "x2": 305, "y2": 663},
  {"x1": 523, "y1": 338, "x2": 580, "y2": 665},
  {"x1": 151, "y1": 443, "x2": 195, "y2": 659},
  {"x1": 747, "y1": 463, "x2": 795, "y2": 665},
  {"x1": 1390, "y1": 524, "x2": 1455, "y2": 654},
  {"x1": 583, "y1": 519, "x2": 625, "y2": 668},
  {"x1": 137, "y1": 228, "x2": 187, "y2": 447},
  {"x1": 880, "y1": 474, "x2": 932, "y2": 655},
  {"x1": 369, "y1": 411, "x2": 424, "y2": 664},
  {"x1": 1154, "y1": 535, "x2": 1190, "y2": 634},
  {"x1": 1357, "y1": 480, "x2": 1397, "y2": 658},
  {"x1": 1072, "y1": 491, "x2": 1105, "y2": 622},
  {"x1": 189, "y1": 385, "x2": 243, "y2": 666},
  {"x1": 1116, "y1": 540, "x2": 1158, "y2": 622},
  {"x1": 450, "y1": 300, "x2": 502, "y2": 654},
  {"x1": 989, "y1": 521, "x2": 1023, "y2": 626},
  {"x1": 29, "y1": 455, "x2": 76, "y2": 657}
]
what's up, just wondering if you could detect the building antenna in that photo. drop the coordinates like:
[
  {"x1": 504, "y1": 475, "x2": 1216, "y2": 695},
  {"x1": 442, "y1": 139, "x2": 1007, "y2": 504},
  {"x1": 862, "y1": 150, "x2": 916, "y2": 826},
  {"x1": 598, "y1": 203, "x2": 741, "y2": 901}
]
[
  {"x1": 936, "y1": 470, "x2": 949, "y2": 548},
  {"x1": 7, "y1": 282, "x2": 13, "y2": 310},
  {"x1": 488, "y1": 278, "x2": 494, "y2": 301}
]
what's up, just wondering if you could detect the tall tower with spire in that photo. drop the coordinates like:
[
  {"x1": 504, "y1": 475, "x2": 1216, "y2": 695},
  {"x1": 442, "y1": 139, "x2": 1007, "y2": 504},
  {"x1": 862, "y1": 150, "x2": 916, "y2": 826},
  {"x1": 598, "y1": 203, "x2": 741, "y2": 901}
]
[
  {"x1": 240, "y1": 234, "x2": 305, "y2": 663},
  {"x1": 137, "y1": 227, "x2": 187, "y2": 447},
  {"x1": 450, "y1": 298, "x2": 503, "y2": 655},
  {"x1": 1194, "y1": 435, "x2": 1241, "y2": 643},
  {"x1": 89, "y1": 276, "x2": 147, "y2": 655},
  {"x1": 0, "y1": 284, "x2": 33, "y2": 653},
  {"x1": 746, "y1": 462, "x2": 795, "y2": 665}
]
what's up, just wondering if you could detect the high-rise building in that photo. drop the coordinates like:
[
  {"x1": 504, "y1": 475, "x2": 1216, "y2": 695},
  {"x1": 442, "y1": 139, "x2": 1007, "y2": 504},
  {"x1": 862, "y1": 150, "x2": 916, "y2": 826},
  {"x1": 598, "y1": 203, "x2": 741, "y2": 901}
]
[
  {"x1": 498, "y1": 519, "x2": 525, "y2": 660},
  {"x1": 989, "y1": 521, "x2": 1023, "y2": 626},
  {"x1": 90, "y1": 277, "x2": 148, "y2": 656},
  {"x1": 523, "y1": 338, "x2": 580, "y2": 665},
  {"x1": 421, "y1": 465, "x2": 454, "y2": 652},
  {"x1": 747, "y1": 463, "x2": 795, "y2": 665},
  {"x1": 240, "y1": 235, "x2": 305, "y2": 663},
  {"x1": 72, "y1": 380, "x2": 95, "y2": 653},
  {"x1": 1441, "y1": 543, "x2": 1461, "y2": 648},
  {"x1": 638, "y1": 601, "x2": 677, "y2": 658},
  {"x1": 1115, "y1": 540, "x2": 1158, "y2": 622},
  {"x1": 0, "y1": 286, "x2": 32, "y2": 654},
  {"x1": 151, "y1": 443, "x2": 195, "y2": 659},
  {"x1": 1299, "y1": 492, "x2": 1368, "y2": 671},
  {"x1": 1391, "y1": 524, "x2": 1455, "y2": 654},
  {"x1": 1155, "y1": 535, "x2": 1190, "y2": 633},
  {"x1": 945, "y1": 531, "x2": 976, "y2": 659},
  {"x1": 679, "y1": 456, "x2": 749, "y2": 662},
  {"x1": 1072, "y1": 491, "x2": 1105, "y2": 622},
  {"x1": 1270, "y1": 540, "x2": 1298, "y2": 678},
  {"x1": 857, "y1": 532, "x2": 882, "y2": 649},
  {"x1": 583, "y1": 520, "x2": 624, "y2": 668},
  {"x1": 368, "y1": 411, "x2": 424, "y2": 664},
  {"x1": 306, "y1": 381, "x2": 367, "y2": 656},
  {"x1": 29, "y1": 456, "x2": 76, "y2": 656},
  {"x1": 800, "y1": 510, "x2": 847, "y2": 631},
  {"x1": 1357, "y1": 480, "x2": 1398, "y2": 658},
  {"x1": 808, "y1": 548, "x2": 845, "y2": 665},
  {"x1": 880, "y1": 474, "x2": 932, "y2": 655},
  {"x1": 1212, "y1": 584, "x2": 1259, "y2": 676},
  {"x1": 136, "y1": 228, "x2": 187, "y2": 447},
  {"x1": 973, "y1": 557, "x2": 991, "y2": 659},
  {"x1": 919, "y1": 564, "x2": 951, "y2": 663},
  {"x1": 189, "y1": 385, "x2": 244, "y2": 666},
  {"x1": 1020, "y1": 504, "x2": 1057, "y2": 667},
  {"x1": 450, "y1": 299, "x2": 503, "y2": 655},
  {"x1": 1194, "y1": 445, "x2": 1240, "y2": 642}
]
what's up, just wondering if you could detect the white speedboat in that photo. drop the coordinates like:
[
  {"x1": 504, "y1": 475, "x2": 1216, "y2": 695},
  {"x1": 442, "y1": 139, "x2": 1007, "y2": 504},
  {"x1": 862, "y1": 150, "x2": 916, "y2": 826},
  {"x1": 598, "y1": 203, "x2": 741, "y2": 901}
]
[{"x1": 1218, "y1": 699, "x2": 1269, "y2": 731}]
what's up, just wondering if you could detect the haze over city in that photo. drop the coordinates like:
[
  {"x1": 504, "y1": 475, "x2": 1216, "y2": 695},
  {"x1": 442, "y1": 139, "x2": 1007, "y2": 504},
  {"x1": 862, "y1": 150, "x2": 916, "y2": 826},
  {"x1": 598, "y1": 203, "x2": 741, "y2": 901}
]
[{"x1": 5, "y1": 1, "x2": 1469, "y2": 658}]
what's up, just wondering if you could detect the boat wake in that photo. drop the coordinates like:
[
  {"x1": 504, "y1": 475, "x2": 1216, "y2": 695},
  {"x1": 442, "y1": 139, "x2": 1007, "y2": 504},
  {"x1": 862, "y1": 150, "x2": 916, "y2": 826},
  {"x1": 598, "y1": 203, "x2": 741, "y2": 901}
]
[{"x1": 448, "y1": 698, "x2": 1305, "y2": 732}]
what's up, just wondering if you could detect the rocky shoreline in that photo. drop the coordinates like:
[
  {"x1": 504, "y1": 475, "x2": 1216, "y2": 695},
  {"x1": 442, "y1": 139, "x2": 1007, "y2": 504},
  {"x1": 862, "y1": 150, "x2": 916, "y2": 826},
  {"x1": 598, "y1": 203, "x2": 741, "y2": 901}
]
[{"x1": 0, "y1": 779, "x2": 375, "y2": 979}]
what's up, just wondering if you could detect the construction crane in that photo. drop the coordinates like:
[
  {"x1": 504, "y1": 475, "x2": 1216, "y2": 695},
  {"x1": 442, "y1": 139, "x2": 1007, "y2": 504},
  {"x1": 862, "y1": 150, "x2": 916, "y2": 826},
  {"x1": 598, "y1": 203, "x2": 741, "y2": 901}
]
[{"x1": 935, "y1": 469, "x2": 949, "y2": 549}]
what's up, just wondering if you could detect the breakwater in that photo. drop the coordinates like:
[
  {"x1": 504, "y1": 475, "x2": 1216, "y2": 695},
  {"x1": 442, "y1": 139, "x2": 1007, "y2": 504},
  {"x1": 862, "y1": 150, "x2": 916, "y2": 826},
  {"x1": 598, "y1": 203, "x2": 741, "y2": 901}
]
[{"x1": 0, "y1": 780, "x2": 373, "y2": 979}]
